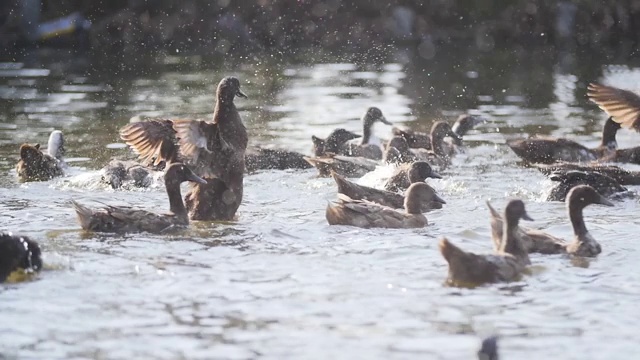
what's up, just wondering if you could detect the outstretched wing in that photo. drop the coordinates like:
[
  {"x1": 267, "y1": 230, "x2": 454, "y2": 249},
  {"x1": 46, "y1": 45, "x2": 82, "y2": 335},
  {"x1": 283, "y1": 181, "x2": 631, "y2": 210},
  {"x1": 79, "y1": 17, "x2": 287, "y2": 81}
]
[
  {"x1": 588, "y1": 83, "x2": 640, "y2": 132},
  {"x1": 120, "y1": 119, "x2": 179, "y2": 166},
  {"x1": 172, "y1": 119, "x2": 225, "y2": 178}
]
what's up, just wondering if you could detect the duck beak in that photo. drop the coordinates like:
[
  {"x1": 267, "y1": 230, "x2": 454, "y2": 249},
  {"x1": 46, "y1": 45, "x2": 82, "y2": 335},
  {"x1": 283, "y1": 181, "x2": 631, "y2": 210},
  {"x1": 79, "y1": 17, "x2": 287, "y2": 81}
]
[
  {"x1": 349, "y1": 132, "x2": 363, "y2": 140},
  {"x1": 521, "y1": 211, "x2": 534, "y2": 221},
  {"x1": 432, "y1": 193, "x2": 447, "y2": 204},
  {"x1": 379, "y1": 116, "x2": 392, "y2": 125},
  {"x1": 597, "y1": 195, "x2": 615, "y2": 207},
  {"x1": 428, "y1": 170, "x2": 442, "y2": 179},
  {"x1": 236, "y1": 89, "x2": 248, "y2": 99},
  {"x1": 188, "y1": 172, "x2": 208, "y2": 185}
]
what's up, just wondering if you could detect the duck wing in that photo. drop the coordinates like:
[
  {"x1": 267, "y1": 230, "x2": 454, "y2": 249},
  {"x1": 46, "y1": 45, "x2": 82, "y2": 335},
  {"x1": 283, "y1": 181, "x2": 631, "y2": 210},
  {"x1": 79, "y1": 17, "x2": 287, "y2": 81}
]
[
  {"x1": 332, "y1": 171, "x2": 405, "y2": 208},
  {"x1": 120, "y1": 119, "x2": 179, "y2": 166},
  {"x1": 338, "y1": 195, "x2": 414, "y2": 228},
  {"x1": 588, "y1": 83, "x2": 640, "y2": 131},
  {"x1": 507, "y1": 138, "x2": 595, "y2": 164},
  {"x1": 73, "y1": 200, "x2": 175, "y2": 233}
]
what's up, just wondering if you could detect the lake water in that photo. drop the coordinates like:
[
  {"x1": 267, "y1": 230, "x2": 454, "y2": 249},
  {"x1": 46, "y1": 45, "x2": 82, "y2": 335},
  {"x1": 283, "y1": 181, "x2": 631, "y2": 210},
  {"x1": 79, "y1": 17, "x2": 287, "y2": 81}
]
[{"x1": 1, "y1": 45, "x2": 640, "y2": 359}]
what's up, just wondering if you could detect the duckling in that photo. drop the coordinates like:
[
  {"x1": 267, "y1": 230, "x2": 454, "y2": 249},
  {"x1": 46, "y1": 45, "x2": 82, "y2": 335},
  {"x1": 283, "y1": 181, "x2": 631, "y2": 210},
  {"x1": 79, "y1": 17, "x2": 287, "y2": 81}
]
[
  {"x1": 534, "y1": 161, "x2": 640, "y2": 185},
  {"x1": 339, "y1": 107, "x2": 392, "y2": 159},
  {"x1": 312, "y1": 128, "x2": 362, "y2": 156},
  {"x1": 326, "y1": 182, "x2": 444, "y2": 229},
  {"x1": 384, "y1": 161, "x2": 442, "y2": 193},
  {"x1": 547, "y1": 170, "x2": 630, "y2": 202},
  {"x1": 16, "y1": 130, "x2": 66, "y2": 182},
  {"x1": 0, "y1": 233, "x2": 42, "y2": 282},
  {"x1": 73, "y1": 163, "x2": 207, "y2": 233},
  {"x1": 506, "y1": 117, "x2": 620, "y2": 164},
  {"x1": 244, "y1": 146, "x2": 311, "y2": 172},
  {"x1": 411, "y1": 121, "x2": 463, "y2": 168},
  {"x1": 304, "y1": 154, "x2": 379, "y2": 178},
  {"x1": 120, "y1": 76, "x2": 248, "y2": 221},
  {"x1": 101, "y1": 159, "x2": 158, "y2": 189},
  {"x1": 384, "y1": 136, "x2": 418, "y2": 164},
  {"x1": 331, "y1": 170, "x2": 446, "y2": 212},
  {"x1": 439, "y1": 199, "x2": 532, "y2": 286},
  {"x1": 477, "y1": 336, "x2": 499, "y2": 360}
]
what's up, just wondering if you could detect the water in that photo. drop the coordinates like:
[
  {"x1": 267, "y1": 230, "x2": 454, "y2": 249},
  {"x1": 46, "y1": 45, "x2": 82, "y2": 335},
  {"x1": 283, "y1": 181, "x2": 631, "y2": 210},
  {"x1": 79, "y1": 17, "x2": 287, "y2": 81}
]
[{"x1": 1, "y1": 45, "x2": 640, "y2": 359}]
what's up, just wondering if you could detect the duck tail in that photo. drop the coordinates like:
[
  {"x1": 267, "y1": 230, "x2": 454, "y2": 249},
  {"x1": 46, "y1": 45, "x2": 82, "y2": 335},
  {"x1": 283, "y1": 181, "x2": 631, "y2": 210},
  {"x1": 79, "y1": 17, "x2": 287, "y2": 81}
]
[
  {"x1": 71, "y1": 200, "x2": 94, "y2": 230},
  {"x1": 439, "y1": 237, "x2": 468, "y2": 263},
  {"x1": 485, "y1": 200, "x2": 500, "y2": 218},
  {"x1": 330, "y1": 170, "x2": 348, "y2": 192}
]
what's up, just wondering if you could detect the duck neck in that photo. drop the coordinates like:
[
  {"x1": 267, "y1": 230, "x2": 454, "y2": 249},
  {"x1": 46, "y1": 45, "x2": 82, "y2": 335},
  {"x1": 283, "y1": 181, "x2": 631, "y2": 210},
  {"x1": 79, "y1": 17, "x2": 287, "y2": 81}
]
[
  {"x1": 569, "y1": 203, "x2": 588, "y2": 237},
  {"x1": 404, "y1": 195, "x2": 422, "y2": 214},
  {"x1": 362, "y1": 119, "x2": 372, "y2": 145},
  {"x1": 431, "y1": 133, "x2": 445, "y2": 156},
  {"x1": 213, "y1": 95, "x2": 235, "y2": 124},
  {"x1": 166, "y1": 179, "x2": 188, "y2": 223},
  {"x1": 500, "y1": 215, "x2": 527, "y2": 261},
  {"x1": 600, "y1": 117, "x2": 619, "y2": 149}
]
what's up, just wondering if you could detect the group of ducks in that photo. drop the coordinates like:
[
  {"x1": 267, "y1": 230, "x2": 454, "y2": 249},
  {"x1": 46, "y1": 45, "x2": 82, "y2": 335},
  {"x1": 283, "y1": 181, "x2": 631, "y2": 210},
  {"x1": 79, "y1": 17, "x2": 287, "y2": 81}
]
[{"x1": 2, "y1": 77, "x2": 639, "y2": 291}]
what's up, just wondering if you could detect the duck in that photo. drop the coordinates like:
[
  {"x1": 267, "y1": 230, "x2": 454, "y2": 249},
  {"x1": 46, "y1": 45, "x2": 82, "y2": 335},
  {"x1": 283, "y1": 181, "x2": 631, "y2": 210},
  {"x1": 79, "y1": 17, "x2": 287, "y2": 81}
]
[
  {"x1": 410, "y1": 121, "x2": 463, "y2": 168},
  {"x1": 534, "y1": 161, "x2": 640, "y2": 185},
  {"x1": 439, "y1": 199, "x2": 532, "y2": 286},
  {"x1": 546, "y1": 170, "x2": 631, "y2": 202},
  {"x1": 383, "y1": 161, "x2": 442, "y2": 193},
  {"x1": 304, "y1": 154, "x2": 379, "y2": 178},
  {"x1": 120, "y1": 76, "x2": 248, "y2": 221},
  {"x1": 383, "y1": 136, "x2": 419, "y2": 164},
  {"x1": 588, "y1": 83, "x2": 640, "y2": 132},
  {"x1": 0, "y1": 232, "x2": 42, "y2": 283},
  {"x1": 72, "y1": 163, "x2": 207, "y2": 233},
  {"x1": 101, "y1": 159, "x2": 161, "y2": 189},
  {"x1": 330, "y1": 170, "x2": 446, "y2": 212},
  {"x1": 506, "y1": 117, "x2": 620, "y2": 164},
  {"x1": 326, "y1": 182, "x2": 444, "y2": 229},
  {"x1": 477, "y1": 336, "x2": 499, "y2": 360},
  {"x1": 16, "y1": 130, "x2": 66, "y2": 182},
  {"x1": 391, "y1": 114, "x2": 485, "y2": 150},
  {"x1": 244, "y1": 146, "x2": 311, "y2": 172},
  {"x1": 450, "y1": 114, "x2": 487, "y2": 146},
  {"x1": 339, "y1": 107, "x2": 392, "y2": 159},
  {"x1": 311, "y1": 128, "x2": 362, "y2": 156}
]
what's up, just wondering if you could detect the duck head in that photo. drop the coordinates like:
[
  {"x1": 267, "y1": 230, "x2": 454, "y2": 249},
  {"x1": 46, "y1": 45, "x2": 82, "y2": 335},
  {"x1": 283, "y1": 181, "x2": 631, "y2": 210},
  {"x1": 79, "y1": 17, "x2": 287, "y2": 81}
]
[
  {"x1": 387, "y1": 136, "x2": 411, "y2": 153},
  {"x1": 217, "y1": 76, "x2": 248, "y2": 102},
  {"x1": 408, "y1": 161, "x2": 442, "y2": 182},
  {"x1": 504, "y1": 199, "x2": 534, "y2": 223},
  {"x1": 47, "y1": 130, "x2": 65, "y2": 160},
  {"x1": 19, "y1": 143, "x2": 43, "y2": 163},
  {"x1": 431, "y1": 121, "x2": 463, "y2": 143},
  {"x1": 312, "y1": 128, "x2": 361, "y2": 156},
  {"x1": 567, "y1": 184, "x2": 614, "y2": 209},
  {"x1": 362, "y1": 107, "x2": 391, "y2": 127},
  {"x1": 452, "y1": 114, "x2": 487, "y2": 137},
  {"x1": 404, "y1": 182, "x2": 446, "y2": 214},
  {"x1": 164, "y1": 163, "x2": 208, "y2": 186}
]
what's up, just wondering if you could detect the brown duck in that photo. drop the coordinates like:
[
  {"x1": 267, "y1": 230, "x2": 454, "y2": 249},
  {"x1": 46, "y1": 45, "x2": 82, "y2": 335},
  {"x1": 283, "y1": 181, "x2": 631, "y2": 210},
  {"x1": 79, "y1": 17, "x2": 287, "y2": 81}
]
[
  {"x1": 16, "y1": 130, "x2": 65, "y2": 182},
  {"x1": 339, "y1": 107, "x2": 391, "y2": 159},
  {"x1": 391, "y1": 114, "x2": 484, "y2": 150},
  {"x1": 546, "y1": 170, "x2": 630, "y2": 202},
  {"x1": 311, "y1": 128, "x2": 361, "y2": 156},
  {"x1": 0, "y1": 233, "x2": 42, "y2": 283},
  {"x1": 410, "y1": 121, "x2": 462, "y2": 168},
  {"x1": 326, "y1": 182, "x2": 443, "y2": 229},
  {"x1": 383, "y1": 136, "x2": 418, "y2": 164},
  {"x1": 439, "y1": 199, "x2": 532, "y2": 286},
  {"x1": 245, "y1": 146, "x2": 311, "y2": 172},
  {"x1": 101, "y1": 159, "x2": 160, "y2": 189},
  {"x1": 488, "y1": 185, "x2": 612, "y2": 257},
  {"x1": 383, "y1": 161, "x2": 442, "y2": 193},
  {"x1": 72, "y1": 163, "x2": 207, "y2": 233},
  {"x1": 331, "y1": 170, "x2": 446, "y2": 212},
  {"x1": 120, "y1": 76, "x2": 248, "y2": 221},
  {"x1": 506, "y1": 116, "x2": 620, "y2": 164}
]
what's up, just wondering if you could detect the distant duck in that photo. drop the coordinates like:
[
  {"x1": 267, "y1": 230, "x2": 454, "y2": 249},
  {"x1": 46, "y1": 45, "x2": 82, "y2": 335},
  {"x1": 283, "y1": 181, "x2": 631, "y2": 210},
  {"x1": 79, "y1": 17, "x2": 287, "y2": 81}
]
[
  {"x1": 534, "y1": 161, "x2": 640, "y2": 185},
  {"x1": 391, "y1": 114, "x2": 484, "y2": 150},
  {"x1": 477, "y1": 336, "x2": 499, "y2": 360},
  {"x1": 245, "y1": 146, "x2": 311, "y2": 172},
  {"x1": 326, "y1": 182, "x2": 444, "y2": 229},
  {"x1": 331, "y1": 170, "x2": 446, "y2": 212},
  {"x1": 16, "y1": 130, "x2": 66, "y2": 182},
  {"x1": 101, "y1": 159, "x2": 159, "y2": 189},
  {"x1": 384, "y1": 161, "x2": 442, "y2": 193},
  {"x1": 0, "y1": 233, "x2": 42, "y2": 282},
  {"x1": 450, "y1": 114, "x2": 487, "y2": 146},
  {"x1": 411, "y1": 121, "x2": 462, "y2": 168},
  {"x1": 304, "y1": 154, "x2": 379, "y2": 178},
  {"x1": 73, "y1": 163, "x2": 207, "y2": 233},
  {"x1": 339, "y1": 107, "x2": 392, "y2": 159},
  {"x1": 312, "y1": 128, "x2": 362, "y2": 156},
  {"x1": 120, "y1": 76, "x2": 248, "y2": 221},
  {"x1": 546, "y1": 170, "x2": 631, "y2": 202},
  {"x1": 439, "y1": 199, "x2": 532, "y2": 286},
  {"x1": 506, "y1": 117, "x2": 620, "y2": 164}
]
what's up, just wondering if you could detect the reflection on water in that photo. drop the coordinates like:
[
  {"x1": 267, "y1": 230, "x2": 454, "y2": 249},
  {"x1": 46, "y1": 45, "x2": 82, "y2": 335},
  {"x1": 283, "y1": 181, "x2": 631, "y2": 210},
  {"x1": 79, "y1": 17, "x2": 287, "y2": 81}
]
[{"x1": 1, "y1": 45, "x2": 640, "y2": 359}]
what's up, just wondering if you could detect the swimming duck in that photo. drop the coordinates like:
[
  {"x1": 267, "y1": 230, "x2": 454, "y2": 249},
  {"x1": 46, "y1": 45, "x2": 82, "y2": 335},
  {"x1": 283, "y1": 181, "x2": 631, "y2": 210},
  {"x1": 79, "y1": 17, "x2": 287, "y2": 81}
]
[
  {"x1": 390, "y1": 114, "x2": 484, "y2": 150},
  {"x1": 312, "y1": 128, "x2": 362, "y2": 156},
  {"x1": 16, "y1": 130, "x2": 66, "y2": 182},
  {"x1": 245, "y1": 146, "x2": 311, "y2": 172},
  {"x1": 506, "y1": 117, "x2": 620, "y2": 164},
  {"x1": 72, "y1": 163, "x2": 207, "y2": 233},
  {"x1": 384, "y1": 161, "x2": 442, "y2": 193},
  {"x1": 326, "y1": 182, "x2": 444, "y2": 229},
  {"x1": 120, "y1": 76, "x2": 248, "y2": 221},
  {"x1": 304, "y1": 154, "x2": 379, "y2": 178},
  {"x1": 339, "y1": 107, "x2": 392, "y2": 159},
  {"x1": 547, "y1": 170, "x2": 630, "y2": 202},
  {"x1": 101, "y1": 159, "x2": 159, "y2": 189},
  {"x1": 0, "y1": 232, "x2": 42, "y2": 283},
  {"x1": 477, "y1": 336, "x2": 499, "y2": 360},
  {"x1": 534, "y1": 161, "x2": 640, "y2": 185},
  {"x1": 439, "y1": 199, "x2": 532, "y2": 286},
  {"x1": 411, "y1": 121, "x2": 463, "y2": 168},
  {"x1": 383, "y1": 136, "x2": 419, "y2": 164},
  {"x1": 331, "y1": 170, "x2": 446, "y2": 212}
]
